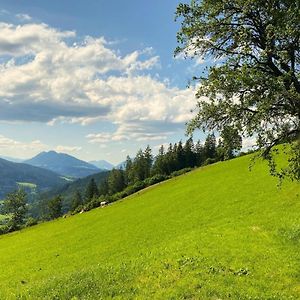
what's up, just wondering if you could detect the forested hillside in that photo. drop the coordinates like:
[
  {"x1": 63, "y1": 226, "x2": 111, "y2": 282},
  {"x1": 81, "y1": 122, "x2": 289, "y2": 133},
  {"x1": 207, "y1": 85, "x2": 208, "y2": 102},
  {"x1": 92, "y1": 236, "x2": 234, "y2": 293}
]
[
  {"x1": 37, "y1": 170, "x2": 109, "y2": 213},
  {"x1": 0, "y1": 158, "x2": 66, "y2": 199}
]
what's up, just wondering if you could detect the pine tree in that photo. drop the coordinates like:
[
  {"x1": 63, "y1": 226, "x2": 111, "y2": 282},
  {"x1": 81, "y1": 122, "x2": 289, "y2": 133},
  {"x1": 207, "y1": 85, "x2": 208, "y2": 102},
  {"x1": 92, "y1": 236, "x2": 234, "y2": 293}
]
[
  {"x1": 183, "y1": 138, "x2": 195, "y2": 168},
  {"x1": 143, "y1": 145, "x2": 153, "y2": 179},
  {"x1": 108, "y1": 169, "x2": 125, "y2": 194},
  {"x1": 85, "y1": 178, "x2": 99, "y2": 203},
  {"x1": 204, "y1": 133, "x2": 217, "y2": 160},
  {"x1": 99, "y1": 179, "x2": 109, "y2": 196},
  {"x1": 152, "y1": 145, "x2": 167, "y2": 175},
  {"x1": 132, "y1": 149, "x2": 146, "y2": 182},
  {"x1": 125, "y1": 155, "x2": 134, "y2": 185},
  {"x1": 2, "y1": 189, "x2": 27, "y2": 231},
  {"x1": 71, "y1": 190, "x2": 83, "y2": 211},
  {"x1": 194, "y1": 140, "x2": 204, "y2": 166},
  {"x1": 48, "y1": 195, "x2": 63, "y2": 219},
  {"x1": 176, "y1": 140, "x2": 185, "y2": 169}
]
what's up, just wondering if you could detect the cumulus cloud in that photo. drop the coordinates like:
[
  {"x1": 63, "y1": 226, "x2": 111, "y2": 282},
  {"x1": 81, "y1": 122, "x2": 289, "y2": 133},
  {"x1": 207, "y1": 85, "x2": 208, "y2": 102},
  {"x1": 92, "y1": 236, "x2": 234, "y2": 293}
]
[
  {"x1": 0, "y1": 134, "x2": 82, "y2": 158},
  {"x1": 242, "y1": 136, "x2": 257, "y2": 150},
  {"x1": 55, "y1": 145, "x2": 82, "y2": 153},
  {"x1": 0, "y1": 20, "x2": 198, "y2": 142},
  {"x1": 0, "y1": 100, "x2": 109, "y2": 123},
  {"x1": 15, "y1": 14, "x2": 32, "y2": 22},
  {"x1": 0, "y1": 134, "x2": 47, "y2": 153},
  {"x1": 87, "y1": 122, "x2": 173, "y2": 145},
  {"x1": 174, "y1": 37, "x2": 207, "y2": 67},
  {"x1": 0, "y1": 22, "x2": 75, "y2": 56},
  {"x1": 86, "y1": 119, "x2": 187, "y2": 145}
]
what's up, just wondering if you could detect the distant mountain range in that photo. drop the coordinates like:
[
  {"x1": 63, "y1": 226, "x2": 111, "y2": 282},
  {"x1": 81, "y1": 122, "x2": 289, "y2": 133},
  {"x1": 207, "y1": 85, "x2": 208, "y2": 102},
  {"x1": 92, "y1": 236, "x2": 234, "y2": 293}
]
[
  {"x1": 0, "y1": 151, "x2": 126, "y2": 201},
  {"x1": 89, "y1": 160, "x2": 114, "y2": 170},
  {"x1": 24, "y1": 151, "x2": 101, "y2": 178},
  {"x1": 0, "y1": 158, "x2": 66, "y2": 199}
]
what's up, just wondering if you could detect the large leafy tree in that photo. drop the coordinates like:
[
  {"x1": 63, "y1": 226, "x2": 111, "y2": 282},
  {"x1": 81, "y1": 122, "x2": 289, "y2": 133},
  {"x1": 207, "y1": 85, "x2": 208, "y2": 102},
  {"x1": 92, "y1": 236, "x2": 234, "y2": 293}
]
[
  {"x1": 220, "y1": 126, "x2": 243, "y2": 160},
  {"x1": 176, "y1": 0, "x2": 300, "y2": 180}
]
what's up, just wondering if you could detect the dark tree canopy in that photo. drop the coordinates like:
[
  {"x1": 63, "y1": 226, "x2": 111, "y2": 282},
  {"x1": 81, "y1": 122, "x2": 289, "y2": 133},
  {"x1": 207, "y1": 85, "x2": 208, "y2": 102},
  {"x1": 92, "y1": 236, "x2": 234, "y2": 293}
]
[
  {"x1": 108, "y1": 169, "x2": 126, "y2": 195},
  {"x1": 176, "y1": 0, "x2": 300, "y2": 180},
  {"x1": 48, "y1": 195, "x2": 63, "y2": 219},
  {"x1": 85, "y1": 178, "x2": 99, "y2": 203},
  {"x1": 71, "y1": 190, "x2": 83, "y2": 211},
  {"x1": 1, "y1": 189, "x2": 27, "y2": 231}
]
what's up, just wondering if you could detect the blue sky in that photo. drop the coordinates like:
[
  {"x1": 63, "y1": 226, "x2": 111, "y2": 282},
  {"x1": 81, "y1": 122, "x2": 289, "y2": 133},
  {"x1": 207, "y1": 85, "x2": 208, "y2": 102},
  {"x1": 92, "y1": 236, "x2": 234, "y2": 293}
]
[{"x1": 0, "y1": 0, "x2": 209, "y2": 164}]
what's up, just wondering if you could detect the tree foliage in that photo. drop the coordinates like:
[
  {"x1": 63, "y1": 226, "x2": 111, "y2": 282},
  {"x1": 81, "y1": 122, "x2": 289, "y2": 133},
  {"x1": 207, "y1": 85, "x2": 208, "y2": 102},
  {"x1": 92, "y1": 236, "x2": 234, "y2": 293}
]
[
  {"x1": 48, "y1": 195, "x2": 63, "y2": 219},
  {"x1": 85, "y1": 178, "x2": 99, "y2": 203},
  {"x1": 52, "y1": 137, "x2": 242, "y2": 216},
  {"x1": 107, "y1": 169, "x2": 126, "y2": 195},
  {"x1": 176, "y1": 0, "x2": 300, "y2": 180},
  {"x1": 71, "y1": 190, "x2": 83, "y2": 211},
  {"x1": 1, "y1": 189, "x2": 27, "y2": 231}
]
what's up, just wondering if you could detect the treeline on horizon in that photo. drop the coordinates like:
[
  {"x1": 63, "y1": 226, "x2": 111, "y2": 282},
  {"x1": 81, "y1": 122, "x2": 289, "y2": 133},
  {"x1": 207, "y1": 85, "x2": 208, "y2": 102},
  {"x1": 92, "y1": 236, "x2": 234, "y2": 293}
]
[
  {"x1": 0, "y1": 132, "x2": 244, "y2": 234},
  {"x1": 35, "y1": 132, "x2": 243, "y2": 218}
]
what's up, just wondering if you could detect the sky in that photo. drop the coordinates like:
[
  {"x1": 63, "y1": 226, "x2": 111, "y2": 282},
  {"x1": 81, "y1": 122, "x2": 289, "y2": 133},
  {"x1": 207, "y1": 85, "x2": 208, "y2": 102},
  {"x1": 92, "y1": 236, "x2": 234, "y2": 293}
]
[{"x1": 0, "y1": 0, "x2": 211, "y2": 164}]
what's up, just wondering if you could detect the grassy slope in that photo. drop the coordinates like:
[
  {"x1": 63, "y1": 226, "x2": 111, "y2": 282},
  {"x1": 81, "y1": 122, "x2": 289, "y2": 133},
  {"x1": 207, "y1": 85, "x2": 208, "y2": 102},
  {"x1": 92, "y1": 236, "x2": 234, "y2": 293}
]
[{"x1": 0, "y1": 155, "x2": 299, "y2": 299}]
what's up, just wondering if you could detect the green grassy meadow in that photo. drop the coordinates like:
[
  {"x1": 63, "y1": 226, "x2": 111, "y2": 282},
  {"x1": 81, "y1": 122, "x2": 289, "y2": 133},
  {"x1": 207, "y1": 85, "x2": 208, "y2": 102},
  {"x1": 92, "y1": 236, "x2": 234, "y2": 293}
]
[
  {"x1": 0, "y1": 155, "x2": 299, "y2": 299},
  {"x1": 17, "y1": 182, "x2": 37, "y2": 189}
]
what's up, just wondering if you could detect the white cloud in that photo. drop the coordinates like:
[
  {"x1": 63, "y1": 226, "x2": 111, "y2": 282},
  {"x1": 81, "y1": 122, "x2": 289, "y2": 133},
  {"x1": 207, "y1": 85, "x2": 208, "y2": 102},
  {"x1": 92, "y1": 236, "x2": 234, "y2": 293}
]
[
  {"x1": 15, "y1": 14, "x2": 32, "y2": 22},
  {"x1": 0, "y1": 22, "x2": 75, "y2": 56},
  {"x1": 55, "y1": 145, "x2": 82, "y2": 153},
  {"x1": 86, "y1": 119, "x2": 186, "y2": 145},
  {"x1": 153, "y1": 142, "x2": 170, "y2": 152},
  {"x1": 174, "y1": 37, "x2": 207, "y2": 67},
  {"x1": 86, "y1": 133, "x2": 113, "y2": 144},
  {"x1": 0, "y1": 134, "x2": 47, "y2": 157},
  {"x1": 176, "y1": 51, "x2": 205, "y2": 67},
  {"x1": 0, "y1": 20, "x2": 200, "y2": 143},
  {"x1": 195, "y1": 56, "x2": 205, "y2": 65},
  {"x1": 0, "y1": 134, "x2": 83, "y2": 158},
  {"x1": 242, "y1": 136, "x2": 257, "y2": 150}
]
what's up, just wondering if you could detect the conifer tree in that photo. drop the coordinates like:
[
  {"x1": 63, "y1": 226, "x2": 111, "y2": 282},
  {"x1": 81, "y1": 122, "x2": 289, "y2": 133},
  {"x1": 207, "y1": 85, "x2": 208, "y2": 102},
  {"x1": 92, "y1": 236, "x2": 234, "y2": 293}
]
[
  {"x1": 2, "y1": 189, "x2": 27, "y2": 231},
  {"x1": 204, "y1": 133, "x2": 217, "y2": 160},
  {"x1": 71, "y1": 190, "x2": 83, "y2": 211},
  {"x1": 108, "y1": 169, "x2": 125, "y2": 194},
  {"x1": 85, "y1": 178, "x2": 99, "y2": 203},
  {"x1": 48, "y1": 195, "x2": 63, "y2": 219}
]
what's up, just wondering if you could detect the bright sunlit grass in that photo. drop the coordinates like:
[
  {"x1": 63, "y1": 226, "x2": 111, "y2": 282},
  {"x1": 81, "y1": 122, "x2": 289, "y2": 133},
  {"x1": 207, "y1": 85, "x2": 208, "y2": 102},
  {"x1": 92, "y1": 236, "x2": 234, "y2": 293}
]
[{"x1": 0, "y1": 154, "x2": 299, "y2": 299}]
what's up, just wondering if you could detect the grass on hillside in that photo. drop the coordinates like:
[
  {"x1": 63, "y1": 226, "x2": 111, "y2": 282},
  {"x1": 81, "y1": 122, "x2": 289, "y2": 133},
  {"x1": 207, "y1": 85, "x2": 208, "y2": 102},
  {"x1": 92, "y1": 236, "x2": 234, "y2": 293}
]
[
  {"x1": 59, "y1": 176, "x2": 74, "y2": 182},
  {"x1": 17, "y1": 182, "x2": 37, "y2": 189},
  {"x1": 0, "y1": 154, "x2": 299, "y2": 299}
]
